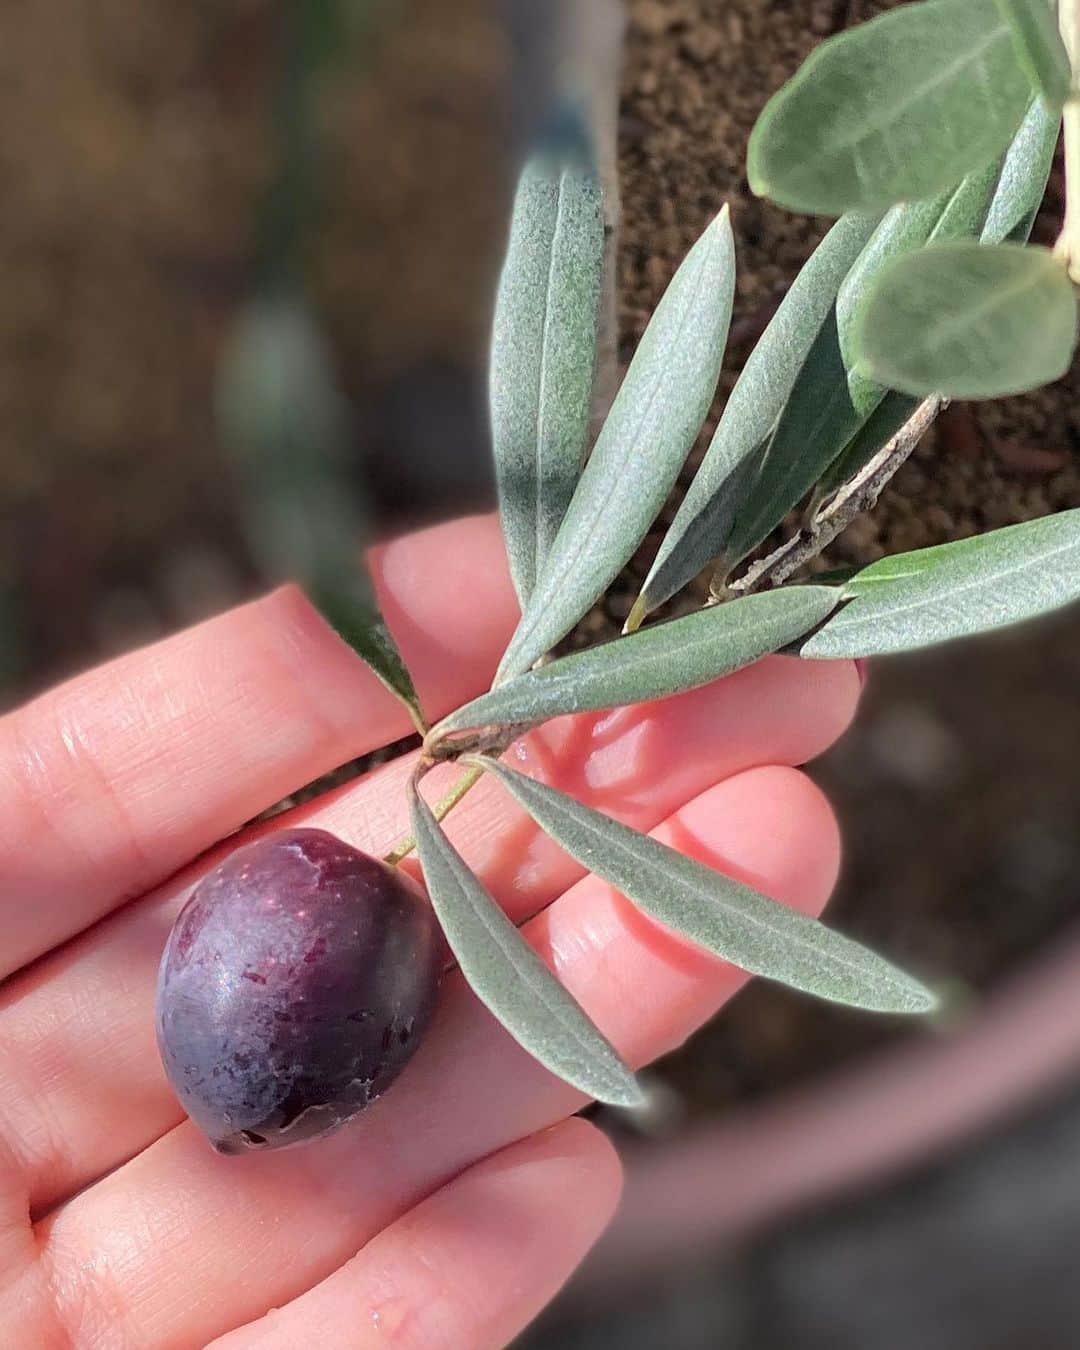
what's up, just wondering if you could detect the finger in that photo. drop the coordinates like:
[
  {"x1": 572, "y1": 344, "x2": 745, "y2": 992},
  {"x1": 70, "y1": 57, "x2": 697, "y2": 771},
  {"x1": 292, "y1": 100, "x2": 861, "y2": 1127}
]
[
  {"x1": 0, "y1": 513, "x2": 517, "y2": 976},
  {"x1": 209, "y1": 1118, "x2": 621, "y2": 1350},
  {"x1": 36, "y1": 768, "x2": 840, "y2": 1348},
  {"x1": 6, "y1": 658, "x2": 858, "y2": 1213}
]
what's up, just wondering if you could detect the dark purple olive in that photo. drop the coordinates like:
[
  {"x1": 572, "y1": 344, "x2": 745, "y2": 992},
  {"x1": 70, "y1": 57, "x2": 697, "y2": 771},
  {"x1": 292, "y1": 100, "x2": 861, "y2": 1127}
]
[{"x1": 156, "y1": 827, "x2": 442, "y2": 1154}]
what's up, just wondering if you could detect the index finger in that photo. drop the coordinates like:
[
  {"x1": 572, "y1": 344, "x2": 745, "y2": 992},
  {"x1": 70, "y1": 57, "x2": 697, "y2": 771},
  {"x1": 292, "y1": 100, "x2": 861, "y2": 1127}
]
[{"x1": 0, "y1": 513, "x2": 518, "y2": 977}]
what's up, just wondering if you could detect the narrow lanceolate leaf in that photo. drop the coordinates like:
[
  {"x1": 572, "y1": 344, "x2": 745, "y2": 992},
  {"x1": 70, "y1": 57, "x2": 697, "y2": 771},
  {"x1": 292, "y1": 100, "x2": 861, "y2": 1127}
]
[
  {"x1": 217, "y1": 295, "x2": 426, "y2": 731},
  {"x1": 981, "y1": 96, "x2": 1061, "y2": 245},
  {"x1": 819, "y1": 97, "x2": 1058, "y2": 499},
  {"x1": 490, "y1": 134, "x2": 604, "y2": 606},
  {"x1": 310, "y1": 583, "x2": 426, "y2": 733},
  {"x1": 853, "y1": 243, "x2": 1078, "y2": 399},
  {"x1": 636, "y1": 212, "x2": 881, "y2": 619},
  {"x1": 476, "y1": 761, "x2": 936, "y2": 1015},
  {"x1": 801, "y1": 509, "x2": 1080, "y2": 658},
  {"x1": 748, "y1": 0, "x2": 1033, "y2": 215},
  {"x1": 995, "y1": 0, "x2": 1071, "y2": 110},
  {"x1": 722, "y1": 168, "x2": 1000, "y2": 569},
  {"x1": 408, "y1": 779, "x2": 643, "y2": 1106},
  {"x1": 434, "y1": 586, "x2": 838, "y2": 739},
  {"x1": 494, "y1": 207, "x2": 737, "y2": 682}
]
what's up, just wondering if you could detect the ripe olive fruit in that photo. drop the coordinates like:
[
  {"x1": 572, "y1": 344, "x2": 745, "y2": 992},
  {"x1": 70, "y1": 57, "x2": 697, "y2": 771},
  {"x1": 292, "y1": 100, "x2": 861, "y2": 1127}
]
[{"x1": 156, "y1": 828, "x2": 442, "y2": 1153}]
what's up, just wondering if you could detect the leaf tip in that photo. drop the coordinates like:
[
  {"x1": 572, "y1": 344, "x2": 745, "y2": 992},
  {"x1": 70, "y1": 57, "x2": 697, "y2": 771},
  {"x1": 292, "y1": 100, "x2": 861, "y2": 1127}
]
[
  {"x1": 620, "y1": 1075, "x2": 651, "y2": 1110},
  {"x1": 622, "y1": 593, "x2": 649, "y2": 636},
  {"x1": 887, "y1": 973, "x2": 940, "y2": 1017}
]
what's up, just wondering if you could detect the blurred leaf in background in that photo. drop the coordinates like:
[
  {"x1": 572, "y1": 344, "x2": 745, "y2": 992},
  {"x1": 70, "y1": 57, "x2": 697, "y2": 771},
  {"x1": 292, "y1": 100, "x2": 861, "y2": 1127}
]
[{"x1": 216, "y1": 0, "x2": 425, "y2": 729}]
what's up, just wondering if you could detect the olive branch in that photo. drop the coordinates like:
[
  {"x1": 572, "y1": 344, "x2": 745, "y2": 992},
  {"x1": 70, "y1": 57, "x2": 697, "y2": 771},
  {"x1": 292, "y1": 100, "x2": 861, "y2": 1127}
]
[{"x1": 228, "y1": 0, "x2": 1080, "y2": 1107}]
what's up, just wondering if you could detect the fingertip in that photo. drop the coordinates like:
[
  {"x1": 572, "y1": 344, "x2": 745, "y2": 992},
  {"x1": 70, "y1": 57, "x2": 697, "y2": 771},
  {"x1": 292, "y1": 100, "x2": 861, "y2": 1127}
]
[
  {"x1": 531, "y1": 1117, "x2": 624, "y2": 1212},
  {"x1": 773, "y1": 654, "x2": 863, "y2": 759},
  {"x1": 489, "y1": 1119, "x2": 624, "y2": 1251},
  {"x1": 600, "y1": 765, "x2": 844, "y2": 987},
  {"x1": 370, "y1": 513, "x2": 520, "y2": 712}
]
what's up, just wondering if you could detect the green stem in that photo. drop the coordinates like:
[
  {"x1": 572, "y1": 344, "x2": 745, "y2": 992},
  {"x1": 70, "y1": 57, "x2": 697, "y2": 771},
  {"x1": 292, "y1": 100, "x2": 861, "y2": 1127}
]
[
  {"x1": 382, "y1": 761, "x2": 486, "y2": 866},
  {"x1": 1056, "y1": 0, "x2": 1080, "y2": 282}
]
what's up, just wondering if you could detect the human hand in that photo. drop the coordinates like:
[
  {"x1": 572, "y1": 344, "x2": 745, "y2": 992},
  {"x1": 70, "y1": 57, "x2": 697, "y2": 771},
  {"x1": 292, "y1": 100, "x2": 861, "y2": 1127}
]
[{"x1": 0, "y1": 513, "x2": 860, "y2": 1348}]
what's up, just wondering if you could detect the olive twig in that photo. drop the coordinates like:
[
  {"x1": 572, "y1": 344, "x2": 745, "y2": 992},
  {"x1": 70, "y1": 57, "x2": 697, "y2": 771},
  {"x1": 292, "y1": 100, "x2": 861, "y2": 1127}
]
[
  {"x1": 727, "y1": 395, "x2": 944, "y2": 596},
  {"x1": 382, "y1": 760, "x2": 487, "y2": 866}
]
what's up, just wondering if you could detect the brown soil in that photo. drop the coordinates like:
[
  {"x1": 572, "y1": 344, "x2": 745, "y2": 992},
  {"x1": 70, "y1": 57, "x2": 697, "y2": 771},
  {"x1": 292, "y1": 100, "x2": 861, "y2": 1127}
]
[
  {"x1": 0, "y1": 0, "x2": 506, "y2": 692},
  {"x1": 613, "y1": 0, "x2": 1080, "y2": 618}
]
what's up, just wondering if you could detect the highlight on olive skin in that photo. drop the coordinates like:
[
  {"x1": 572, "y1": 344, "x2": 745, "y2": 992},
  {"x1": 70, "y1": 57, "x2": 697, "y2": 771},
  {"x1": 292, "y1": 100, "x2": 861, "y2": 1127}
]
[{"x1": 156, "y1": 828, "x2": 443, "y2": 1154}]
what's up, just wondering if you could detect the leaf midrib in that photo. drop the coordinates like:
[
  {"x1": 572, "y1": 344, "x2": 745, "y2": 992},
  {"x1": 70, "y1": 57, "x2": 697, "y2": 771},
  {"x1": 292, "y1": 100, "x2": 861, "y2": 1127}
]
[
  {"x1": 415, "y1": 798, "x2": 633, "y2": 1096},
  {"x1": 532, "y1": 169, "x2": 571, "y2": 577},
  {"x1": 494, "y1": 767, "x2": 917, "y2": 1001},
  {"x1": 811, "y1": 24, "x2": 1009, "y2": 163},
  {"x1": 830, "y1": 528, "x2": 1080, "y2": 636},
  {"x1": 890, "y1": 256, "x2": 1060, "y2": 361},
  {"x1": 502, "y1": 223, "x2": 718, "y2": 675}
]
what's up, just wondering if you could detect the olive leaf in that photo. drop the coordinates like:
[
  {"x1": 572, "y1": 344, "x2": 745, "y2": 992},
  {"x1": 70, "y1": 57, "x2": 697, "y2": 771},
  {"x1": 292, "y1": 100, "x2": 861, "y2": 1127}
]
[
  {"x1": 490, "y1": 120, "x2": 604, "y2": 606},
  {"x1": 981, "y1": 96, "x2": 1062, "y2": 245},
  {"x1": 494, "y1": 206, "x2": 737, "y2": 683},
  {"x1": 817, "y1": 96, "x2": 1059, "y2": 499},
  {"x1": 408, "y1": 778, "x2": 644, "y2": 1107},
  {"x1": 995, "y1": 0, "x2": 1072, "y2": 110},
  {"x1": 309, "y1": 583, "x2": 426, "y2": 732},
  {"x1": 748, "y1": 0, "x2": 1033, "y2": 215},
  {"x1": 801, "y1": 508, "x2": 1080, "y2": 658},
  {"x1": 634, "y1": 211, "x2": 882, "y2": 622},
  {"x1": 722, "y1": 163, "x2": 1002, "y2": 570},
  {"x1": 852, "y1": 243, "x2": 1079, "y2": 399},
  {"x1": 217, "y1": 294, "x2": 426, "y2": 731},
  {"x1": 473, "y1": 760, "x2": 936, "y2": 1015},
  {"x1": 434, "y1": 586, "x2": 838, "y2": 740}
]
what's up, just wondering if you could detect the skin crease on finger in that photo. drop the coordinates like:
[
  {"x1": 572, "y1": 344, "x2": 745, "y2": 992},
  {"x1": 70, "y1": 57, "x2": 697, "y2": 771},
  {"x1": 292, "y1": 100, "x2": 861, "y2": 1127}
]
[
  {"x1": 209, "y1": 1118, "x2": 623, "y2": 1350},
  {"x1": 25, "y1": 767, "x2": 840, "y2": 1349},
  {"x1": 0, "y1": 653, "x2": 858, "y2": 1219},
  {"x1": 0, "y1": 515, "x2": 519, "y2": 980}
]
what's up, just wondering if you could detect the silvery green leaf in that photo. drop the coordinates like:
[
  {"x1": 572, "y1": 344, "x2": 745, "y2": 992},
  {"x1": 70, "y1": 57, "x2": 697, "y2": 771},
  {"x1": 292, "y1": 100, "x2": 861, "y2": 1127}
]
[
  {"x1": 310, "y1": 583, "x2": 425, "y2": 733},
  {"x1": 995, "y1": 0, "x2": 1071, "y2": 110},
  {"x1": 494, "y1": 206, "x2": 737, "y2": 682},
  {"x1": 819, "y1": 98, "x2": 1057, "y2": 499},
  {"x1": 636, "y1": 212, "x2": 882, "y2": 619},
  {"x1": 853, "y1": 243, "x2": 1078, "y2": 399},
  {"x1": 981, "y1": 97, "x2": 1060, "y2": 244},
  {"x1": 801, "y1": 508, "x2": 1080, "y2": 658},
  {"x1": 408, "y1": 778, "x2": 643, "y2": 1106},
  {"x1": 434, "y1": 585, "x2": 838, "y2": 739},
  {"x1": 722, "y1": 161, "x2": 1007, "y2": 568},
  {"x1": 490, "y1": 129, "x2": 604, "y2": 606},
  {"x1": 475, "y1": 761, "x2": 936, "y2": 1015},
  {"x1": 218, "y1": 294, "x2": 426, "y2": 731},
  {"x1": 748, "y1": 0, "x2": 1032, "y2": 215}
]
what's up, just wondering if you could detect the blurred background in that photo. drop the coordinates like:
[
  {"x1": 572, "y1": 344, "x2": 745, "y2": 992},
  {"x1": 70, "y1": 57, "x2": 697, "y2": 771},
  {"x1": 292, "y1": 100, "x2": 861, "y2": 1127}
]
[{"x1": 6, "y1": 0, "x2": 1080, "y2": 1345}]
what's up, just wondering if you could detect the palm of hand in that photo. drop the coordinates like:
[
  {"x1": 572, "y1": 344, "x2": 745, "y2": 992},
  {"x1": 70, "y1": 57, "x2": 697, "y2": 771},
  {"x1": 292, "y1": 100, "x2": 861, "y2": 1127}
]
[{"x1": 0, "y1": 514, "x2": 858, "y2": 1348}]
